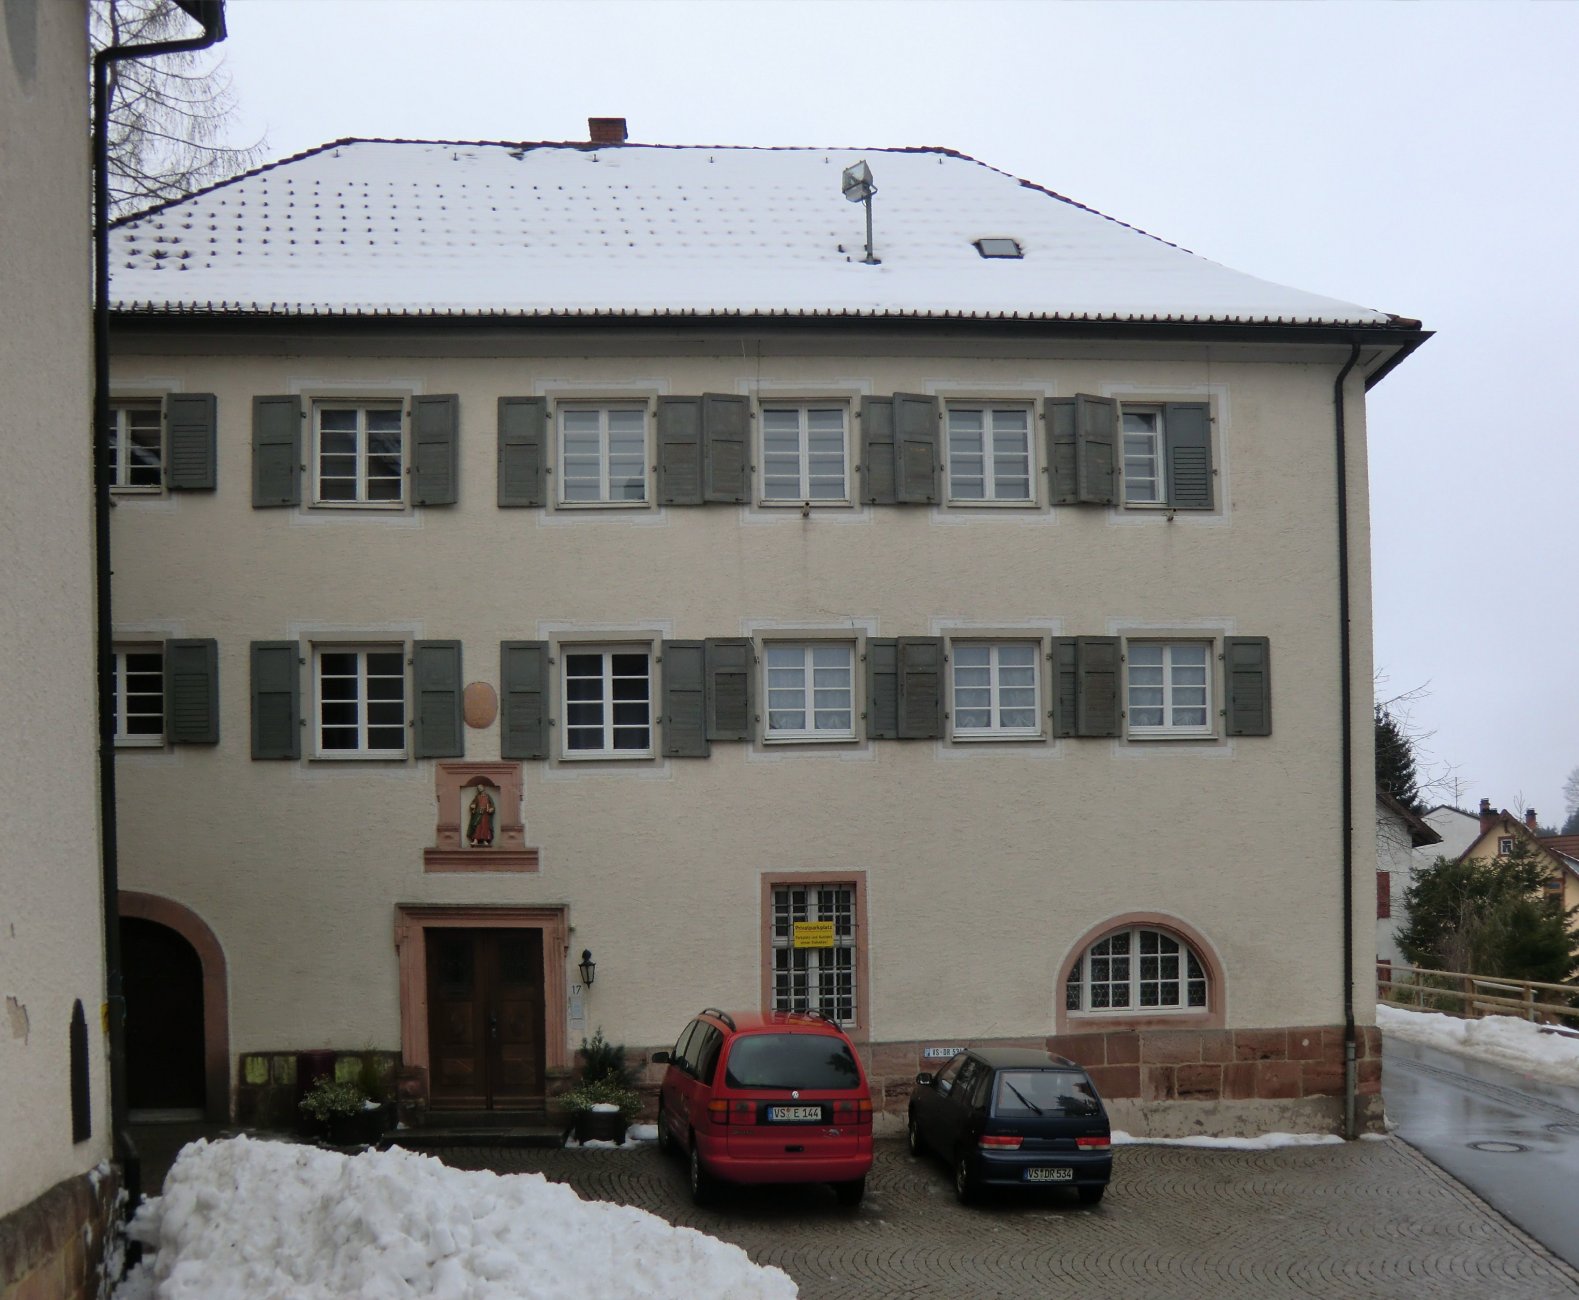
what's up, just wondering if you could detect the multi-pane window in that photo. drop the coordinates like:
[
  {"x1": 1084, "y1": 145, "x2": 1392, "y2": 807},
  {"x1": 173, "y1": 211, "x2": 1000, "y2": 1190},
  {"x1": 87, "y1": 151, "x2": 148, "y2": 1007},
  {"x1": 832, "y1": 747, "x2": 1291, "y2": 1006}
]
[
  {"x1": 951, "y1": 642, "x2": 1040, "y2": 736},
  {"x1": 947, "y1": 405, "x2": 1032, "y2": 501},
  {"x1": 563, "y1": 648, "x2": 652, "y2": 756},
  {"x1": 315, "y1": 404, "x2": 404, "y2": 505},
  {"x1": 111, "y1": 646, "x2": 163, "y2": 745},
  {"x1": 108, "y1": 403, "x2": 163, "y2": 490},
  {"x1": 770, "y1": 884, "x2": 857, "y2": 1025},
  {"x1": 1066, "y1": 927, "x2": 1208, "y2": 1013},
  {"x1": 761, "y1": 405, "x2": 847, "y2": 501},
  {"x1": 1127, "y1": 642, "x2": 1211, "y2": 736},
  {"x1": 765, "y1": 643, "x2": 854, "y2": 739},
  {"x1": 559, "y1": 405, "x2": 647, "y2": 504},
  {"x1": 316, "y1": 647, "x2": 406, "y2": 755},
  {"x1": 1122, "y1": 409, "x2": 1162, "y2": 503}
]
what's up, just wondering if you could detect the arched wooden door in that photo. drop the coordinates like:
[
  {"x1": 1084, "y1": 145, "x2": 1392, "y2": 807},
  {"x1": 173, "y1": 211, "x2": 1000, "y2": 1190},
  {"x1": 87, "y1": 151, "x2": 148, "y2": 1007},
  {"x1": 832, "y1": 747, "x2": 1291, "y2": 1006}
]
[{"x1": 122, "y1": 916, "x2": 207, "y2": 1113}]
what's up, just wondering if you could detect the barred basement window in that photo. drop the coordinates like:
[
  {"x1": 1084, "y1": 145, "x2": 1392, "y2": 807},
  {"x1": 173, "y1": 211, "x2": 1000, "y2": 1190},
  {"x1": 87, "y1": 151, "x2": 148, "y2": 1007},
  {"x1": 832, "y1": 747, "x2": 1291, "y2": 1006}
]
[
  {"x1": 770, "y1": 884, "x2": 857, "y2": 1025},
  {"x1": 1066, "y1": 927, "x2": 1208, "y2": 1014}
]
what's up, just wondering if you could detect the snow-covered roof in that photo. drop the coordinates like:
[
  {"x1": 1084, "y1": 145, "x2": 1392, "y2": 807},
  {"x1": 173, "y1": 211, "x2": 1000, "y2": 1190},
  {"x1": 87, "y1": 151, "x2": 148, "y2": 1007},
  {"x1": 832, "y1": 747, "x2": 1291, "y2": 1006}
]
[{"x1": 108, "y1": 139, "x2": 1412, "y2": 328}]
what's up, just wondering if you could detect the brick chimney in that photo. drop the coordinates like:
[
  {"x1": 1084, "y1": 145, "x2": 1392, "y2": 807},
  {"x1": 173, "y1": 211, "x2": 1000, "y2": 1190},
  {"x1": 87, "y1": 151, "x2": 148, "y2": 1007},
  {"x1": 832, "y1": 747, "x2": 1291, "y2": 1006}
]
[
  {"x1": 588, "y1": 117, "x2": 628, "y2": 145},
  {"x1": 1479, "y1": 797, "x2": 1495, "y2": 834},
  {"x1": 1526, "y1": 808, "x2": 1538, "y2": 831}
]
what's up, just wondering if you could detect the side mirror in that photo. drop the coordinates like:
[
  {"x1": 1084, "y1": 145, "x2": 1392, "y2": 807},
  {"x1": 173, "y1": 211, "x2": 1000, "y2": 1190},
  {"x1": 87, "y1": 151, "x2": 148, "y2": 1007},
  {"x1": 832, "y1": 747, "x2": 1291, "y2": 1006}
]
[
  {"x1": 915, "y1": 1072, "x2": 934, "y2": 1086},
  {"x1": 650, "y1": 1051, "x2": 671, "y2": 1064}
]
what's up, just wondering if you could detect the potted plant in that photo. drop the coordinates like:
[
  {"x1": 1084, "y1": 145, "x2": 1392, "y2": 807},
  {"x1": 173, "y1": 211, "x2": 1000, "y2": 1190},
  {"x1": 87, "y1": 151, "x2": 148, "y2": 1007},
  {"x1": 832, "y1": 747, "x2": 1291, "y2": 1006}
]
[
  {"x1": 560, "y1": 1076, "x2": 643, "y2": 1144},
  {"x1": 299, "y1": 1077, "x2": 380, "y2": 1146}
]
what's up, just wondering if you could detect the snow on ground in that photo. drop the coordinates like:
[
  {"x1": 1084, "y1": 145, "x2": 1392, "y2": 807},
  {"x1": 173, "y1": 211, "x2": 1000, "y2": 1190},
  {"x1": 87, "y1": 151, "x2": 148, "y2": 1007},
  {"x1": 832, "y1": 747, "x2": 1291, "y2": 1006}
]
[
  {"x1": 113, "y1": 1136, "x2": 796, "y2": 1300},
  {"x1": 1112, "y1": 1131, "x2": 1343, "y2": 1150},
  {"x1": 1378, "y1": 1003, "x2": 1579, "y2": 1087}
]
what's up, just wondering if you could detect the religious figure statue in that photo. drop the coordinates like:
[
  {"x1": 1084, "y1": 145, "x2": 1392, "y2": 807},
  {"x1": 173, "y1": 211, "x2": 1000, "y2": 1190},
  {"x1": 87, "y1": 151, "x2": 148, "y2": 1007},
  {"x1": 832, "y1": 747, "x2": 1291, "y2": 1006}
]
[{"x1": 466, "y1": 786, "x2": 496, "y2": 847}]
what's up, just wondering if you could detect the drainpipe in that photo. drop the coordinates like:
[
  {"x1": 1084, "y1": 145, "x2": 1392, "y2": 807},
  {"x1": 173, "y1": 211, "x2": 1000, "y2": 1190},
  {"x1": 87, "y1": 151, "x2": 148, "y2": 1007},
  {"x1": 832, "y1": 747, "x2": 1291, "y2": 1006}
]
[
  {"x1": 1332, "y1": 340, "x2": 1361, "y2": 1139},
  {"x1": 92, "y1": 0, "x2": 228, "y2": 1215}
]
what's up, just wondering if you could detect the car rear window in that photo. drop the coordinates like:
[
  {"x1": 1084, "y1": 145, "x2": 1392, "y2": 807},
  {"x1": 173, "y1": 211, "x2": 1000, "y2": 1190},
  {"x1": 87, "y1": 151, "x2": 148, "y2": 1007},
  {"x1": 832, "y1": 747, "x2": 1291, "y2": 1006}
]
[
  {"x1": 723, "y1": 1033, "x2": 862, "y2": 1090},
  {"x1": 992, "y1": 1070, "x2": 1101, "y2": 1117}
]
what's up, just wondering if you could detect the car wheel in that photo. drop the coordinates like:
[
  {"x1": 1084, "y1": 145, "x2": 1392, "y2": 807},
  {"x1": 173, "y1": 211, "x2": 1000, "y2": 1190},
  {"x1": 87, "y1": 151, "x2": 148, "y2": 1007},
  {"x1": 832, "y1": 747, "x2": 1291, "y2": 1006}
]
[
  {"x1": 655, "y1": 1101, "x2": 674, "y2": 1155},
  {"x1": 1078, "y1": 1184, "x2": 1106, "y2": 1206},
  {"x1": 833, "y1": 1176, "x2": 865, "y2": 1208},
  {"x1": 906, "y1": 1112, "x2": 924, "y2": 1158},
  {"x1": 954, "y1": 1153, "x2": 976, "y2": 1205},
  {"x1": 688, "y1": 1140, "x2": 713, "y2": 1207}
]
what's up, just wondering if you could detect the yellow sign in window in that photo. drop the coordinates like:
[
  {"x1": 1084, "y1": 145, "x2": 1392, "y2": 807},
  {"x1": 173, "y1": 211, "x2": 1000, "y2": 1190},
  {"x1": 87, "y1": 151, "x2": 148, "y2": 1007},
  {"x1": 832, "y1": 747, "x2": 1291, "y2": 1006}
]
[{"x1": 792, "y1": 920, "x2": 836, "y2": 949}]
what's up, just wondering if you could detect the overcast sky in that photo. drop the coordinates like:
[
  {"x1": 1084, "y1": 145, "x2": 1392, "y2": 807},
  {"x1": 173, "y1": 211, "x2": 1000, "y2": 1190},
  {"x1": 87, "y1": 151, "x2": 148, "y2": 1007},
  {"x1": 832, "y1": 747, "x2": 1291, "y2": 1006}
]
[{"x1": 208, "y1": 0, "x2": 1578, "y2": 823}]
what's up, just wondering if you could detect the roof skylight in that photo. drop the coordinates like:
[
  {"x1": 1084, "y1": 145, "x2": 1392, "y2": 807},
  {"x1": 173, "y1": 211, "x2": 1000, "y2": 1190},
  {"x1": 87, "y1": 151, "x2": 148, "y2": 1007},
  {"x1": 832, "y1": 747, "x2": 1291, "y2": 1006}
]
[{"x1": 974, "y1": 237, "x2": 1023, "y2": 259}]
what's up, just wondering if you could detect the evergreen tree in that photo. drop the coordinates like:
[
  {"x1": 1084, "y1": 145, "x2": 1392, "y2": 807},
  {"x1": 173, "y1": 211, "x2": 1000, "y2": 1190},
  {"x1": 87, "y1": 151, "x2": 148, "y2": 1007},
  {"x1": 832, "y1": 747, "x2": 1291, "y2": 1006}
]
[{"x1": 1375, "y1": 705, "x2": 1421, "y2": 812}]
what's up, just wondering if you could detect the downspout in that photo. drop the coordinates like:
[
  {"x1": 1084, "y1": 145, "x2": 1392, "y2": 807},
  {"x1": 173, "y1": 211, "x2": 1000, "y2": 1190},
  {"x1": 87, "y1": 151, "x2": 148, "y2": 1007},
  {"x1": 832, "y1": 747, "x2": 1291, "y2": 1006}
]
[
  {"x1": 93, "y1": 0, "x2": 228, "y2": 1216},
  {"x1": 1332, "y1": 340, "x2": 1361, "y2": 1139}
]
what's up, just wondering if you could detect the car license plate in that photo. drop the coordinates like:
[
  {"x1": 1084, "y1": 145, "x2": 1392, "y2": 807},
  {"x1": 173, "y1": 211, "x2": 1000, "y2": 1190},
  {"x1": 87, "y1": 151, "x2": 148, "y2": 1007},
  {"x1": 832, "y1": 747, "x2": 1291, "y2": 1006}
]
[
  {"x1": 1024, "y1": 1167, "x2": 1074, "y2": 1182},
  {"x1": 768, "y1": 1105, "x2": 822, "y2": 1122}
]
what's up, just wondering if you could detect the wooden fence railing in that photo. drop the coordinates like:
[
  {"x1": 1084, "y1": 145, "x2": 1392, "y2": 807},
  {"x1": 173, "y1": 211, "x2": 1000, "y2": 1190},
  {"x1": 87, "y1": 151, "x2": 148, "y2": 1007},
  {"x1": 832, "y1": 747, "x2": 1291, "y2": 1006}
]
[{"x1": 1377, "y1": 962, "x2": 1579, "y2": 1025}]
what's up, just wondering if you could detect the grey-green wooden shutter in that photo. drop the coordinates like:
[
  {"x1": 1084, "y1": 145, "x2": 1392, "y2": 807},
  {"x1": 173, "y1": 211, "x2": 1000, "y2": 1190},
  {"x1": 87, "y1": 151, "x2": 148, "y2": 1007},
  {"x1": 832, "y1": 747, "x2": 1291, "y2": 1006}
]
[
  {"x1": 166, "y1": 393, "x2": 216, "y2": 491},
  {"x1": 500, "y1": 641, "x2": 550, "y2": 760},
  {"x1": 702, "y1": 394, "x2": 750, "y2": 503},
  {"x1": 1164, "y1": 401, "x2": 1213, "y2": 509},
  {"x1": 1051, "y1": 638, "x2": 1079, "y2": 737},
  {"x1": 250, "y1": 641, "x2": 300, "y2": 759},
  {"x1": 704, "y1": 638, "x2": 752, "y2": 741},
  {"x1": 865, "y1": 638, "x2": 899, "y2": 739},
  {"x1": 893, "y1": 392, "x2": 939, "y2": 504},
  {"x1": 1223, "y1": 637, "x2": 1271, "y2": 736},
  {"x1": 164, "y1": 638, "x2": 218, "y2": 744},
  {"x1": 896, "y1": 636, "x2": 945, "y2": 739},
  {"x1": 657, "y1": 397, "x2": 704, "y2": 505},
  {"x1": 252, "y1": 395, "x2": 302, "y2": 507},
  {"x1": 1076, "y1": 636, "x2": 1122, "y2": 738},
  {"x1": 662, "y1": 639, "x2": 709, "y2": 757},
  {"x1": 413, "y1": 640, "x2": 463, "y2": 757},
  {"x1": 411, "y1": 394, "x2": 459, "y2": 506},
  {"x1": 497, "y1": 396, "x2": 547, "y2": 507},
  {"x1": 860, "y1": 397, "x2": 896, "y2": 505},
  {"x1": 1046, "y1": 395, "x2": 1116, "y2": 505}
]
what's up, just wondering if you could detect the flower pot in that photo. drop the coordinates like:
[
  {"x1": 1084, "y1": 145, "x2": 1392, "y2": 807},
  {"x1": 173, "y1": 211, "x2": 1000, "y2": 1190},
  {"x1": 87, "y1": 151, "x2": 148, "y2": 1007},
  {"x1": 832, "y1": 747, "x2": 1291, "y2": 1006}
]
[{"x1": 573, "y1": 1109, "x2": 626, "y2": 1144}]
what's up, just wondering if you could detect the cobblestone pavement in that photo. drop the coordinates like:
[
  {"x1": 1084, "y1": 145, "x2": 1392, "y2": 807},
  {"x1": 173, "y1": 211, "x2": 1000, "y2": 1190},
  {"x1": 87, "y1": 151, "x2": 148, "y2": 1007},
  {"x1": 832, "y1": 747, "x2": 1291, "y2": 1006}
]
[{"x1": 439, "y1": 1136, "x2": 1579, "y2": 1299}]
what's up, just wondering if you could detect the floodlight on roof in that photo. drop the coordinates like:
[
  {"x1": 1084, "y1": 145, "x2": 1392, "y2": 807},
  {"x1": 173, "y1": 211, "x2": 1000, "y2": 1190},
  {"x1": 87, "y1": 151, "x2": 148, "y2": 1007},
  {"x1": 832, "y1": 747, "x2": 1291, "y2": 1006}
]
[{"x1": 840, "y1": 160, "x2": 880, "y2": 265}]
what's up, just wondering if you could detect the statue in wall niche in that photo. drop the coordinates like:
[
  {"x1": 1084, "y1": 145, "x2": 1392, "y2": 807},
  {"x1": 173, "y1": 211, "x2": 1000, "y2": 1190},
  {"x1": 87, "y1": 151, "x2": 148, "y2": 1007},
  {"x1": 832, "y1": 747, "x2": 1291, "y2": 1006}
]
[{"x1": 466, "y1": 785, "x2": 497, "y2": 848}]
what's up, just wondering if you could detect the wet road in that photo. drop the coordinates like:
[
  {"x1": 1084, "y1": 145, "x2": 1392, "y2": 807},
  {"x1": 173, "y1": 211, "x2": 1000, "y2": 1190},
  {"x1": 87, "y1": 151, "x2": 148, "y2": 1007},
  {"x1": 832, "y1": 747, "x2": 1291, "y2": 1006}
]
[{"x1": 1385, "y1": 1033, "x2": 1579, "y2": 1269}]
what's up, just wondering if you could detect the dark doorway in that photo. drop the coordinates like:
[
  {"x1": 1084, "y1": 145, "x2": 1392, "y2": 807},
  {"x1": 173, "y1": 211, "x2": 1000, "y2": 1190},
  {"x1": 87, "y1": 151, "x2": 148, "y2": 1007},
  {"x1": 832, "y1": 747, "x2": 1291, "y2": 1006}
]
[
  {"x1": 426, "y1": 928, "x2": 546, "y2": 1111},
  {"x1": 122, "y1": 916, "x2": 206, "y2": 1113}
]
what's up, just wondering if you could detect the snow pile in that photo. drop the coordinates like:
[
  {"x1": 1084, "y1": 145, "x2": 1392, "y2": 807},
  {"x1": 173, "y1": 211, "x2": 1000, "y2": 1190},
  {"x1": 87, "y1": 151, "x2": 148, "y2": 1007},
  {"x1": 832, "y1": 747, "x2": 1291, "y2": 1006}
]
[
  {"x1": 115, "y1": 1136, "x2": 796, "y2": 1300},
  {"x1": 1113, "y1": 1131, "x2": 1342, "y2": 1150},
  {"x1": 1378, "y1": 1003, "x2": 1579, "y2": 1085}
]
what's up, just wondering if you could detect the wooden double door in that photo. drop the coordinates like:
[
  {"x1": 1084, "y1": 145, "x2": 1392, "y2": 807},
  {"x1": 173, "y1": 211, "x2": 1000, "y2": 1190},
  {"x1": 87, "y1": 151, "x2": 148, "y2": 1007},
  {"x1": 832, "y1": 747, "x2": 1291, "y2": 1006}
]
[{"x1": 426, "y1": 928, "x2": 545, "y2": 1111}]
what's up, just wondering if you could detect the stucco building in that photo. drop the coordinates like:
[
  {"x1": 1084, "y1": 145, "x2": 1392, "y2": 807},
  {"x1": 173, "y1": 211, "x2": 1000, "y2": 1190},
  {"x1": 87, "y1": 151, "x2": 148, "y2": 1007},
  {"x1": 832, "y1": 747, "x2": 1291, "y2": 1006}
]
[{"x1": 105, "y1": 122, "x2": 1427, "y2": 1136}]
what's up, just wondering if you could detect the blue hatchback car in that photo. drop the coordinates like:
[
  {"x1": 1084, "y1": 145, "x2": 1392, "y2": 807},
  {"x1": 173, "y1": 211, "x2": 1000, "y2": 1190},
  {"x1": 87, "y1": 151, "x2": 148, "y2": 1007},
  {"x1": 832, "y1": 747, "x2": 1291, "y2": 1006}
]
[{"x1": 907, "y1": 1048, "x2": 1113, "y2": 1204}]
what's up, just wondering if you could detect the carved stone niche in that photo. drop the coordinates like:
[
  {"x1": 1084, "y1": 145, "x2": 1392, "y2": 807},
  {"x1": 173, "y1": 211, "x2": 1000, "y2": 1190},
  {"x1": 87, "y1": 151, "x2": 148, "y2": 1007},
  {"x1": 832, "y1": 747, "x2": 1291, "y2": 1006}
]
[{"x1": 424, "y1": 762, "x2": 539, "y2": 873}]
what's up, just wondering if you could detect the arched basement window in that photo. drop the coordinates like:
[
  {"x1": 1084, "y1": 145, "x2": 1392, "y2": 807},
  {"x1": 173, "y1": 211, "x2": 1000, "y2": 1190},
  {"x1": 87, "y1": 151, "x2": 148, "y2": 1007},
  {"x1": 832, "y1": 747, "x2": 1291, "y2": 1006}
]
[
  {"x1": 70, "y1": 999, "x2": 91, "y2": 1143},
  {"x1": 1065, "y1": 927, "x2": 1208, "y2": 1014}
]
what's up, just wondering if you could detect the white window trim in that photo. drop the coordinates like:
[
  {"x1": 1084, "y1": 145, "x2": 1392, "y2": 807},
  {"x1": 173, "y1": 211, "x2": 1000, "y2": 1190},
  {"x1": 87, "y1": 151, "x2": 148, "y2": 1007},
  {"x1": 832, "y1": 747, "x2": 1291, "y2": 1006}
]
[
  {"x1": 112, "y1": 643, "x2": 164, "y2": 747},
  {"x1": 1066, "y1": 926, "x2": 1209, "y2": 1016},
  {"x1": 310, "y1": 400, "x2": 408, "y2": 510},
  {"x1": 311, "y1": 642, "x2": 410, "y2": 760},
  {"x1": 756, "y1": 400, "x2": 852, "y2": 507},
  {"x1": 554, "y1": 401, "x2": 652, "y2": 510},
  {"x1": 948, "y1": 638, "x2": 1045, "y2": 741},
  {"x1": 944, "y1": 401, "x2": 1038, "y2": 507},
  {"x1": 761, "y1": 638, "x2": 859, "y2": 743},
  {"x1": 1125, "y1": 639, "x2": 1215, "y2": 740},
  {"x1": 108, "y1": 400, "x2": 165, "y2": 494},
  {"x1": 558, "y1": 641, "x2": 656, "y2": 760}
]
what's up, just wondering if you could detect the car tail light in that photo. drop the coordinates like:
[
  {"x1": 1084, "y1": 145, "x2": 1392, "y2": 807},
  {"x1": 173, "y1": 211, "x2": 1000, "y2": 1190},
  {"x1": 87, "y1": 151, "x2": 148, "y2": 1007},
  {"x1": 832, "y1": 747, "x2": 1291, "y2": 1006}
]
[
  {"x1": 832, "y1": 1098, "x2": 873, "y2": 1126},
  {"x1": 978, "y1": 1134, "x2": 1023, "y2": 1150},
  {"x1": 1076, "y1": 1136, "x2": 1111, "y2": 1150},
  {"x1": 707, "y1": 1099, "x2": 758, "y2": 1126}
]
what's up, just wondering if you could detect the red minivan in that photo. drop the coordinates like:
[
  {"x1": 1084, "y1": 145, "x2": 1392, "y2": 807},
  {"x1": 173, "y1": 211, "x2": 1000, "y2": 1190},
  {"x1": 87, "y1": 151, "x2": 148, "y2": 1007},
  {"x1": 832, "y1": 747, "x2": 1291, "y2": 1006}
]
[{"x1": 651, "y1": 1008, "x2": 874, "y2": 1206}]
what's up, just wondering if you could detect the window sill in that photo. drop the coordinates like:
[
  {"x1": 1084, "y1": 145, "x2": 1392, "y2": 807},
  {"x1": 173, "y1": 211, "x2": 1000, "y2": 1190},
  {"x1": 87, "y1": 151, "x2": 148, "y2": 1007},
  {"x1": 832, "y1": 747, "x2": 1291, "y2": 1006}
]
[
  {"x1": 558, "y1": 750, "x2": 654, "y2": 763},
  {"x1": 1125, "y1": 730, "x2": 1218, "y2": 743},
  {"x1": 944, "y1": 498, "x2": 1038, "y2": 510},
  {"x1": 554, "y1": 499, "x2": 653, "y2": 511},
  {"x1": 950, "y1": 731, "x2": 1045, "y2": 744},
  {"x1": 114, "y1": 738, "x2": 165, "y2": 749},
  {"x1": 110, "y1": 486, "x2": 165, "y2": 497},
  {"x1": 1065, "y1": 1009, "x2": 1215, "y2": 1029},
  {"x1": 756, "y1": 498, "x2": 854, "y2": 510},
  {"x1": 762, "y1": 733, "x2": 858, "y2": 746},
  {"x1": 310, "y1": 752, "x2": 410, "y2": 763},
  {"x1": 309, "y1": 501, "x2": 409, "y2": 512}
]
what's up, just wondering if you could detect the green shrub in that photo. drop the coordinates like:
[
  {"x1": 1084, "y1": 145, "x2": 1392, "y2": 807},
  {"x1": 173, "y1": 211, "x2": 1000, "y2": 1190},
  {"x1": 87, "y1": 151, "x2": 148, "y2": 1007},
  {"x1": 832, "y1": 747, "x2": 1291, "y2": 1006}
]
[
  {"x1": 579, "y1": 1028, "x2": 632, "y2": 1087},
  {"x1": 299, "y1": 1077, "x2": 367, "y2": 1123},
  {"x1": 558, "y1": 1076, "x2": 642, "y2": 1121}
]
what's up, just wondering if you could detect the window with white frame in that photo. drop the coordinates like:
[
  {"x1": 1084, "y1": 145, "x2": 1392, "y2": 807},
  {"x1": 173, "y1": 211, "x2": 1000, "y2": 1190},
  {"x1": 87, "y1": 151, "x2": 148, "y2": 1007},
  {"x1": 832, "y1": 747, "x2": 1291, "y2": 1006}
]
[
  {"x1": 770, "y1": 883, "x2": 857, "y2": 1024},
  {"x1": 1121, "y1": 408, "x2": 1163, "y2": 504},
  {"x1": 111, "y1": 646, "x2": 163, "y2": 745},
  {"x1": 315, "y1": 646, "x2": 407, "y2": 755},
  {"x1": 946, "y1": 404, "x2": 1032, "y2": 502},
  {"x1": 108, "y1": 403, "x2": 163, "y2": 490},
  {"x1": 764, "y1": 642, "x2": 855, "y2": 739},
  {"x1": 1066, "y1": 927, "x2": 1208, "y2": 1013},
  {"x1": 951, "y1": 642, "x2": 1040, "y2": 737},
  {"x1": 760, "y1": 404, "x2": 847, "y2": 502},
  {"x1": 558, "y1": 404, "x2": 648, "y2": 504},
  {"x1": 1126, "y1": 642, "x2": 1212, "y2": 737},
  {"x1": 562, "y1": 647, "x2": 652, "y2": 756},
  {"x1": 314, "y1": 403, "x2": 405, "y2": 505}
]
